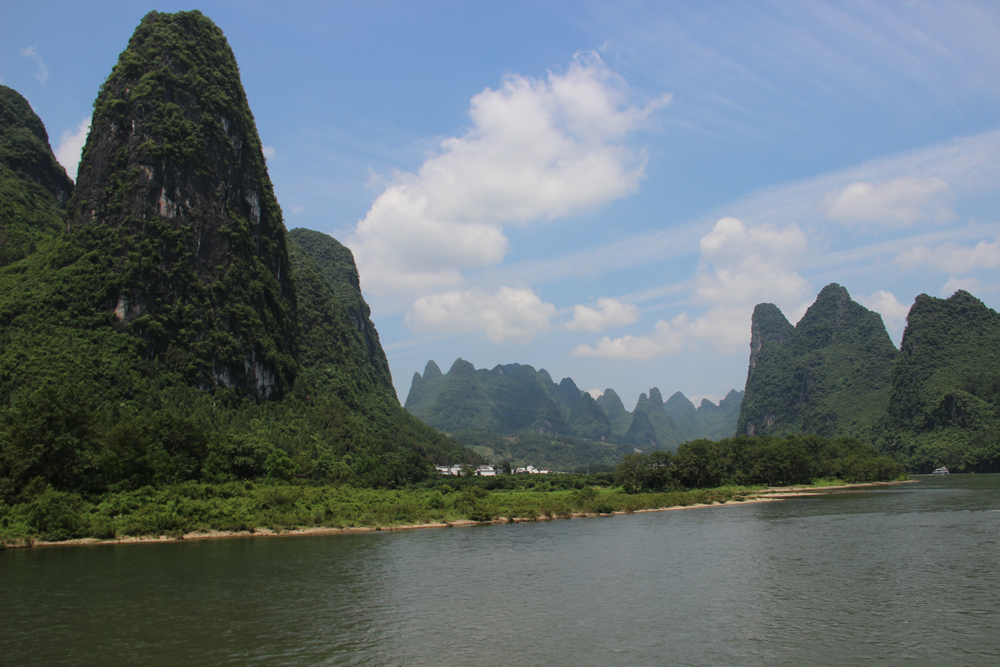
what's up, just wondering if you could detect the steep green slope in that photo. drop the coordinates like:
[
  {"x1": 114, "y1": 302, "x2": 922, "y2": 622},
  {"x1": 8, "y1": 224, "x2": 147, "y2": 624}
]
[
  {"x1": 737, "y1": 284, "x2": 897, "y2": 438},
  {"x1": 0, "y1": 11, "x2": 474, "y2": 504},
  {"x1": 875, "y1": 291, "x2": 1000, "y2": 471},
  {"x1": 568, "y1": 392, "x2": 612, "y2": 441},
  {"x1": 596, "y1": 389, "x2": 632, "y2": 438},
  {"x1": 69, "y1": 10, "x2": 297, "y2": 399},
  {"x1": 287, "y1": 228, "x2": 394, "y2": 396},
  {"x1": 624, "y1": 388, "x2": 686, "y2": 451},
  {"x1": 0, "y1": 86, "x2": 74, "y2": 266}
]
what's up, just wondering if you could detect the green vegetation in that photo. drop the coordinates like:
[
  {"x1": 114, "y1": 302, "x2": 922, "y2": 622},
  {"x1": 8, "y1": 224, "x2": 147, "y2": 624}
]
[
  {"x1": 0, "y1": 11, "x2": 475, "y2": 515},
  {"x1": 735, "y1": 285, "x2": 1000, "y2": 472},
  {"x1": 450, "y1": 430, "x2": 632, "y2": 472},
  {"x1": 0, "y1": 475, "x2": 780, "y2": 547},
  {"x1": 737, "y1": 284, "x2": 898, "y2": 438},
  {"x1": 614, "y1": 434, "x2": 904, "y2": 493},
  {"x1": 406, "y1": 358, "x2": 744, "y2": 468},
  {"x1": 71, "y1": 10, "x2": 298, "y2": 399},
  {"x1": 0, "y1": 85, "x2": 73, "y2": 267},
  {"x1": 874, "y1": 291, "x2": 1000, "y2": 472}
]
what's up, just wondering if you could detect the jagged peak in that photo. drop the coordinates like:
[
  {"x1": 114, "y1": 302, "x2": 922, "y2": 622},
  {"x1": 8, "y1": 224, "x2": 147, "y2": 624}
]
[
  {"x1": 648, "y1": 387, "x2": 664, "y2": 406},
  {"x1": 751, "y1": 303, "x2": 795, "y2": 344},
  {"x1": 423, "y1": 360, "x2": 443, "y2": 378},
  {"x1": 448, "y1": 358, "x2": 476, "y2": 375},
  {"x1": 664, "y1": 391, "x2": 691, "y2": 407}
]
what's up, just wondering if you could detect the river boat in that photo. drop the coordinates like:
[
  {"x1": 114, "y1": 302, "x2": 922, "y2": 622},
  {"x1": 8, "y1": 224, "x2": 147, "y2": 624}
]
[{"x1": 932, "y1": 466, "x2": 950, "y2": 475}]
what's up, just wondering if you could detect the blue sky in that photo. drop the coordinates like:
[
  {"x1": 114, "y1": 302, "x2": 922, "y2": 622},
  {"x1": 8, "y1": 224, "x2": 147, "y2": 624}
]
[{"x1": 4, "y1": 1, "x2": 1000, "y2": 409}]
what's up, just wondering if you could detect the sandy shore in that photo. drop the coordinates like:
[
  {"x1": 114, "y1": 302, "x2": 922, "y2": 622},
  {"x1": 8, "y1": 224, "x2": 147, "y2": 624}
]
[{"x1": 10, "y1": 479, "x2": 914, "y2": 550}]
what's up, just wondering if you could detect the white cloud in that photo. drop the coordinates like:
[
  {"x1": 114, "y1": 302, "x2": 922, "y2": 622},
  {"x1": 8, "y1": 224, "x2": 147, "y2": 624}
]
[
  {"x1": 895, "y1": 238, "x2": 1000, "y2": 273},
  {"x1": 586, "y1": 388, "x2": 603, "y2": 400},
  {"x1": 571, "y1": 217, "x2": 813, "y2": 359},
  {"x1": 54, "y1": 116, "x2": 91, "y2": 181},
  {"x1": 572, "y1": 314, "x2": 688, "y2": 360},
  {"x1": 289, "y1": 204, "x2": 304, "y2": 215},
  {"x1": 350, "y1": 51, "x2": 669, "y2": 297},
  {"x1": 858, "y1": 290, "x2": 910, "y2": 330},
  {"x1": 822, "y1": 176, "x2": 954, "y2": 226},
  {"x1": 940, "y1": 276, "x2": 996, "y2": 297},
  {"x1": 687, "y1": 217, "x2": 812, "y2": 351},
  {"x1": 566, "y1": 297, "x2": 639, "y2": 332},
  {"x1": 21, "y1": 46, "x2": 48, "y2": 84},
  {"x1": 408, "y1": 287, "x2": 556, "y2": 344},
  {"x1": 262, "y1": 145, "x2": 275, "y2": 160}
]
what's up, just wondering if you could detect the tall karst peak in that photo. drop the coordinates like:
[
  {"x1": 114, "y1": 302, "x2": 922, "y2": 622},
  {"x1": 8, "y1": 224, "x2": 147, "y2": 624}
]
[
  {"x1": 738, "y1": 283, "x2": 897, "y2": 438},
  {"x1": 67, "y1": 10, "x2": 297, "y2": 400}
]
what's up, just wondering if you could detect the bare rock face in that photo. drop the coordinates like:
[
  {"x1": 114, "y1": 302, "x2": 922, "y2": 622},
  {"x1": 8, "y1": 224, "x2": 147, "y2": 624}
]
[{"x1": 68, "y1": 11, "x2": 297, "y2": 399}]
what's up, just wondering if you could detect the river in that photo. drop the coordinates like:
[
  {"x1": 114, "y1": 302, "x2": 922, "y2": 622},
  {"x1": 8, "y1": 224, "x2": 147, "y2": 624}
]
[{"x1": 3, "y1": 474, "x2": 999, "y2": 666}]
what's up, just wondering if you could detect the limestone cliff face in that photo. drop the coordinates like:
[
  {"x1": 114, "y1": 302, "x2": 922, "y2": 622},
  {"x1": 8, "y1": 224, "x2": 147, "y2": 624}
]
[
  {"x1": 737, "y1": 284, "x2": 897, "y2": 438},
  {"x1": 68, "y1": 11, "x2": 296, "y2": 399},
  {"x1": 0, "y1": 86, "x2": 74, "y2": 265}
]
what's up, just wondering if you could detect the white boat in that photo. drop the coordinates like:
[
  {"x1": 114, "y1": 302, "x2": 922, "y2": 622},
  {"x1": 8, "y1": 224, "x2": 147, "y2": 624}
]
[{"x1": 932, "y1": 466, "x2": 950, "y2": 475}]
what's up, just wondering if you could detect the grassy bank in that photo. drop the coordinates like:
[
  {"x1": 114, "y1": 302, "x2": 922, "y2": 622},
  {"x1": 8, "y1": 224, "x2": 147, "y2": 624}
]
[{"x1": 0, "y1": 480, "x2": 775, "y2": 547}]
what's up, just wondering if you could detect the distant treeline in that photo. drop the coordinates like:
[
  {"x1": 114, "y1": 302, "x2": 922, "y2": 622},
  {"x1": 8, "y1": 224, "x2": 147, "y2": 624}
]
[{"x1": 615, "y1": 434, "x2": 904, "y2": 493}]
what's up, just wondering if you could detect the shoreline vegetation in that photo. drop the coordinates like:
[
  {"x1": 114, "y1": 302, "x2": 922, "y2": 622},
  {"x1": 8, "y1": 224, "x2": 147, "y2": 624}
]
[{"x1": 0, "y1": 477, "x2": 911, "y2": 551}]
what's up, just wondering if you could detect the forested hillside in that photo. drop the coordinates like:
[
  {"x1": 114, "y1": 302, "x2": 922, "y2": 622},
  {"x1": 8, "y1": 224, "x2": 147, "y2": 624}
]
[
  {"x1": 874, "y1": 291, "x2": 1000, "y2": 472},
  {"x1": 0, "y1": 10, "x2": 474, "y2": 508},
  {"x1": 737, "y1": 284, "x2": 898, "y2": 438},
  {"x1": 736, "y1": 284, "x2": 1000, "y2": 472}
]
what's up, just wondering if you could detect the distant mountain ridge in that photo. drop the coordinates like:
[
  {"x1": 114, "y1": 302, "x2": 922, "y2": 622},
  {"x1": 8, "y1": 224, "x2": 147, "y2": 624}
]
[{"x1": 405, "y1": 358, "x2": 744, "y2": 456}]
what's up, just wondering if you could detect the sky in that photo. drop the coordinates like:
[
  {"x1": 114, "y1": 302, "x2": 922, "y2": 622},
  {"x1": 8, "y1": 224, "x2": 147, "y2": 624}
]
[{"x1": 4, "y1": 1, "x2": 1000, "y2": 410}]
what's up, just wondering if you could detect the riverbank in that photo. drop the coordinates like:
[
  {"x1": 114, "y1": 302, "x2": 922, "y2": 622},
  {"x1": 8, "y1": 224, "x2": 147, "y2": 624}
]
[{"x1": 2, "y1": 479, "x2": 912, "y2": 550}]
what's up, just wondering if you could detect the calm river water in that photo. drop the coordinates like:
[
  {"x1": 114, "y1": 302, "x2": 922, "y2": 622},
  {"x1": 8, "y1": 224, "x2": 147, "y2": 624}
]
[{"x1": 3, "y1": 475, "x2": 999, "y2": 666}]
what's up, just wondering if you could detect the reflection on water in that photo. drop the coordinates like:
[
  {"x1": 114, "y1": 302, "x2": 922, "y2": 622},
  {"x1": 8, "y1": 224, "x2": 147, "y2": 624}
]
[{"x1": 3, "y1": 476, "x2": 999, "y2": 666}]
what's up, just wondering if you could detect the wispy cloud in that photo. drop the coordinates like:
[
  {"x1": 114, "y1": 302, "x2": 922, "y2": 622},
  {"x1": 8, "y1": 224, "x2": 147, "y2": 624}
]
[
  {"x1": 896, "y1": 237, "x2": 1000, "y2": 273},
  {"x1": 20, "y1": 46, "x2": 48, "y2": 84},
  {"x1": 822, "y1": 177, "x2": 954, "y2": 226}
]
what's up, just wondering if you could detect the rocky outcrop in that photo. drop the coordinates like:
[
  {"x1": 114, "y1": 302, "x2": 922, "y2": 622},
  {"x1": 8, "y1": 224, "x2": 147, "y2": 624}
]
[{"x1": 67, "y1": 10, "x2": 297, "y2": 399}]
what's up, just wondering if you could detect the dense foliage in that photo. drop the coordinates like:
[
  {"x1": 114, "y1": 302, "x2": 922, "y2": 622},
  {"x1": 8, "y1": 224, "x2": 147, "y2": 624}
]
[
  {"x1": 70, "y1": 10, "x2": 298, "y2": 399},
  {"x1": 0, "y1": 11, "x2": 475, "y2": 511},
  {"x1": 737, "y1": 284, "x2": 898, "y2": 438},
  {"x1": 614, "y1": 434, "x2": 904, "y2": 493},
  {"x1": 874, "y1": 291, "x2": 1000, "y2": 472},
  {"x1": 0, "y1": 86, "x2": 73, "y2": 267},
  {"x1": 0, "y1": 476, "x2": 761, "y2": 546}
]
